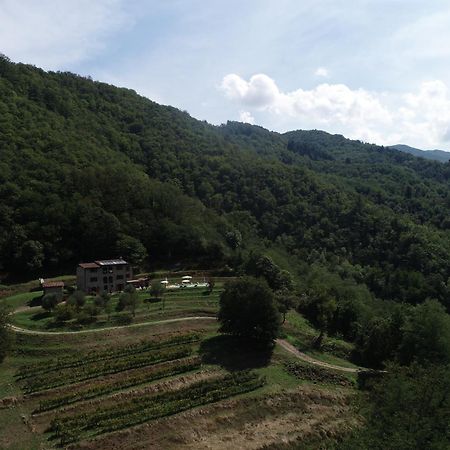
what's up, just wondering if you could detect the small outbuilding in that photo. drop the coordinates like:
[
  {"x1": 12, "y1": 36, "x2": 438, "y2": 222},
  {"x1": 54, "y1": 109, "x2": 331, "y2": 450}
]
[{"x1": 42, "y1": 281, "x2": 64, "y2": 300}]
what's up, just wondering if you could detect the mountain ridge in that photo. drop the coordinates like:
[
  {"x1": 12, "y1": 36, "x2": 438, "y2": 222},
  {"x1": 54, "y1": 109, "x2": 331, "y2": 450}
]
[{"x1": 390, "y1": 143, "x2": 450, "y2": 163}]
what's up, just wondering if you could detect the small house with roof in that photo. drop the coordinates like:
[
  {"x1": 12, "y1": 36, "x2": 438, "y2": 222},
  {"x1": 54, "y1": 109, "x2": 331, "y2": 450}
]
[
  {"x1": 76, "y1": 259, "x2": 132, "y2": 294},
  {"x1": 41, "y1": 280, "x2": 64, "y2": 300}
]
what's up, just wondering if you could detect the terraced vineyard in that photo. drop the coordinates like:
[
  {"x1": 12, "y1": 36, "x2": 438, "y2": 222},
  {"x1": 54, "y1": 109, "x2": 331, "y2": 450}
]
[{"x1": 0, "y1": 280, "x2": 358, "y2": 449}]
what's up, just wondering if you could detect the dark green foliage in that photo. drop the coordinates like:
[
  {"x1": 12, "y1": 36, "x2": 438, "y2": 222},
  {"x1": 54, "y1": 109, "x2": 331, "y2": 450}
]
[
  {"x1": 398, "y1": 299, "x2": 450, "y2": 365},
  {"x1": 53, "y1": 303, "x2": 74, "y2": 322},
  {"x1": 275, "y1": 290, "x2": 298, "y2": 323},
  {"x1": 218, "y1": 277, "x2": 280, "y2": 345},
  {"x1": 149, "y1": 281, "x2": 165, "y2": 300},
  {"x1": 116, "y1": 234, "x2": 148, "y2": 268},
  {"x1": 94, "y1": 292, "x2": 110, "y2": 308},
  {"x1": 41, "y1": 293, "x2": 58, "y2": 312},
  {"x1": 340, "y1": 363, "x2": 450, "y2": 450},
  {"x1": 117, "y1": 284, "x2": 140, "y2": 316},
  {"x1": 67, "y1": 290, "x2": 85, "y2": 310},
  {"x1": 246, "y1": 254, "x2": 293, "y2": 291}
]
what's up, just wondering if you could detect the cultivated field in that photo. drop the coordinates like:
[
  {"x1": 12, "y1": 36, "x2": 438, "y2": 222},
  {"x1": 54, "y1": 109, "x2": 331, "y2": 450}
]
[{"x1": 0, "y1": 278, "x2": 359, "y2": 449}]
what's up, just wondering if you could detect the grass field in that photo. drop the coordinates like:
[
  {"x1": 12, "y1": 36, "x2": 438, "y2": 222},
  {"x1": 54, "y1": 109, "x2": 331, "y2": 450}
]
[
  {"x1": 10, "y1": 283, "x2": 223, "y2": 332},
  {"x1": 0, "y1": 276, "x2": 359, "y2": 449}
]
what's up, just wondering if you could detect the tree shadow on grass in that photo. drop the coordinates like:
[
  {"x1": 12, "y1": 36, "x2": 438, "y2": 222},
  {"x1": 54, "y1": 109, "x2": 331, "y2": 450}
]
[
  {"x1": 144, "y1": 297, "x2": 162, "y2": 304},
  {"x1": 30, "y1": 311, "x2": 51, "y2": 321},
  {"x1": 199, "y1": 334, "x2": 273, "y2": 372},
  {"x1": 28, "y1": 295, "x2": 43, "y2": 307}
]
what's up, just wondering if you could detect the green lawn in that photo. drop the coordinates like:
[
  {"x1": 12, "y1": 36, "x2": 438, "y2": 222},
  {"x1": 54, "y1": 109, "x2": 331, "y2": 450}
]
[
  {"x1": 0, "y1": 291, "x2": 43, "y2": 310},
  {"x1": 9, "y1": 285, "x2": 223, "y2": 332}
]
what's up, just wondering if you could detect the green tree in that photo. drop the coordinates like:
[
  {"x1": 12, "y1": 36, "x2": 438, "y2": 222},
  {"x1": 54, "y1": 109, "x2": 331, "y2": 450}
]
[
  {"x1": 342, "y1": 363, "x2": 450, "y2": 450},
  {"x1": 275, "y1": 290, "x2": 298, "y2": 323},
  {"x1": 150, "y1": 282, "x2": 165, "y2": 310},
  {"x1": 218, "y1": 277, "x2": 280, "y2": 345},
  {"x1": 398, "y1": 299, "x2": 450, "y2": 365},
  {"x1": 16, "y1": 240, "x2": 44, "y2": 271},
  {"x1": 42, "y1": 293, "x2": 58, "y2": 312},
  {"x1": 67, "y1": 290, "x2": 86, "y2": 311},
  {"x1": 84, "y1": 304, "x2": 98, "y2": 321},
  {"x1": 117, "y1": 285, "x2": 140, "y2": 317},
  {"x1": 116, "y1": 234, "x2": 148, "y2": 268},
  {"x1": 53, "y1": 303, "x2": 74, "y2": 322}
]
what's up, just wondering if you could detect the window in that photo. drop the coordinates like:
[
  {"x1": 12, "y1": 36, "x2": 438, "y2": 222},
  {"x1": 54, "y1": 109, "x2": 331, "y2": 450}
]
[
  {"x1": 126, "y1": 273, "x2": 130, "y2": 279},
  {"x1": 109, "y1": 276, "x2": 113, "y2": 283},
  {"x1": 116, "y1": 274, "x2": 124, "y2": 280},
  {"x1": 90, "y1": 277, "x2": 98, "y2": 282},
  {"x1": 104, "y1": 285, "x2": 108, "y2": 291},
  {"x1": 103, "y1": 276, "x2": 107, "y2": 283},
  {"x1": 102, "y1": 267, "x2": 107, "y2": 274}
]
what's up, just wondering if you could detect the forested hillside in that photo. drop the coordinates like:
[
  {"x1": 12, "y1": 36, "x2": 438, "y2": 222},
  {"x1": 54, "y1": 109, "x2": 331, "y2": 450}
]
[
  {"x1": 3, "y1": 55, "x2": 450, "y2": 448},
  {"x1": 2, "y1": 54, "x2": 450, "y2": 314}
]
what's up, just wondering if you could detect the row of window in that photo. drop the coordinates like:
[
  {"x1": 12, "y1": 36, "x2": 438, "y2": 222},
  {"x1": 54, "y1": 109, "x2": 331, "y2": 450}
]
[{"x1": 89, "y1": 274, "x2": 130, "y2": 283}]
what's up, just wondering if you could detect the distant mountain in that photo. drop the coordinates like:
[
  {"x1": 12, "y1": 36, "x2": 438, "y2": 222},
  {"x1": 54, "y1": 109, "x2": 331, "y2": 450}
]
[{"x1": 391, "y1": 144, "x2": 450, "y2": 163}]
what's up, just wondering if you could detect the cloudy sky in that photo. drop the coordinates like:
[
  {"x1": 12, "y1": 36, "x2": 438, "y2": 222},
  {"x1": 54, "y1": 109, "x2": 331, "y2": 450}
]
[{"x1": 2, "y1": 0, "x2": 450, "y2": 150}]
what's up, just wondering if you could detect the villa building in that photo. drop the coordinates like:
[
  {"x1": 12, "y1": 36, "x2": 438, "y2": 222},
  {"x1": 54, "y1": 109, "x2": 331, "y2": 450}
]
[{"x1": 76, "y1": 259, "x2": 132, "y2": 294}]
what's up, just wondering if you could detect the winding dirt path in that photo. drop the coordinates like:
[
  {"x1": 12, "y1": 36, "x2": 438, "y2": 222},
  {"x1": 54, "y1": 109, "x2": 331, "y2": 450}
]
[
  {"x1": 7, "y1": 316, "x2": 217, "y2": 335},
  {"x1": 276, "y1": 339, "x2": 360, "y2": 373},
  {"x1": 8, "y1": 309, "x2": 362, "y2": 372}
]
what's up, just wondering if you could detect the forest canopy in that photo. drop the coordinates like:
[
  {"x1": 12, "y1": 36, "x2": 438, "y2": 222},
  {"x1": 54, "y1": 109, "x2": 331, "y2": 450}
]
[{"x1": 1, "y1": 55, "x2": 450, "y2": 320}]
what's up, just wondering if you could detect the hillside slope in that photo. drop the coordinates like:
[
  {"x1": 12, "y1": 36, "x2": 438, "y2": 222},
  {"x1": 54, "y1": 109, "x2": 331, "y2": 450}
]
[
  {"x1": 391, "y1": 143, "x2": 450, "y2": 163},
  {"x1": 1, "y1": 55, "x2": 450, "y2": 310}
]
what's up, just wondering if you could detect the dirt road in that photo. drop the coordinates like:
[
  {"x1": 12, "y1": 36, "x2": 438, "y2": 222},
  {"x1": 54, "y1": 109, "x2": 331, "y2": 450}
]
[{"x1": 8, "y1": 309, "x2": 361, "y2": 372}]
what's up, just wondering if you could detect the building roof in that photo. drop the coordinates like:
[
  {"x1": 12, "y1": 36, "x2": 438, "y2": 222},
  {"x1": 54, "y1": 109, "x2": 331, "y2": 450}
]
[
  {"x1": 42, "y1": 281, "x2": 64, "y2": 288},
  {"x1": 79, "y1": 262, "x2": 100, "y2": 269},
  {"x1": 94, "y1": 259, "x2": 128, "y2": 266}
]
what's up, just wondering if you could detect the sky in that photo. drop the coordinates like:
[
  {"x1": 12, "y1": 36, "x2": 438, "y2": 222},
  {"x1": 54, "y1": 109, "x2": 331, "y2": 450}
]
[{"x1": 2, "y1": 0, "x2": 450, "y2": 150}]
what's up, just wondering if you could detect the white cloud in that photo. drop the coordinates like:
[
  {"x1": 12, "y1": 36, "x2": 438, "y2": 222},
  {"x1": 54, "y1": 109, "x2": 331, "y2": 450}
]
[
  {"x1": 0, "y1": 0, "x2": 131, "y2": 69},
  {"x1": 239, "y1": 111, "x2": 255, "y2": 124},
  {"x1": 220, "y1": 73, "x2": 450, "y2": 148},
  {"x1": 315, "y1": 67, "x2": 329, "y2": 77}
]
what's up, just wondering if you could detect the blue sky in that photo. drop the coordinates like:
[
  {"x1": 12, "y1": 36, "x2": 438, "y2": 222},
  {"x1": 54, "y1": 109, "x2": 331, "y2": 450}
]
[{"x1": 2, "y1": 0, "x2": 450, "y2": 150}]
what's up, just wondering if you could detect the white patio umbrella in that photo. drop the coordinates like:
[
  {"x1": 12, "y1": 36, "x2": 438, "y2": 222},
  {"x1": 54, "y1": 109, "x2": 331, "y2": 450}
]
[
  {"x1": 182, "y1": 275, "x2": 192, "y2": 279},
  {"x1": 160, "y1": 280, "x2": 169, "y2": 284},
  {"x1": 182, "y1": 279, "x2": 190, "y2": 283}
]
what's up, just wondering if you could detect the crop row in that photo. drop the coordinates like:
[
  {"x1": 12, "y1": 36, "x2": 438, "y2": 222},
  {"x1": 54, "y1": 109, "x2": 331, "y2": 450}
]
[
  {"x1": 17, "y1": 332, "x2": 201, "y2": 379},
  {"x1": 50, "y1": 371, "x2": 265, "y2": 444},
  {"x1": 24, "y1": 346, "x2": 194, "y2": 394},
  {"x1": 36, "y1": 356, "x2": 201, "y2": 412}
]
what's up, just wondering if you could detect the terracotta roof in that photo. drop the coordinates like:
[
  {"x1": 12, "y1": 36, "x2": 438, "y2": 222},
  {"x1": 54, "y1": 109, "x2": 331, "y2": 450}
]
[
  {"x1": 42, "y1": 281, "x2": 64, "y2": 288},
  {"x1": 79, "y1": 262, "x2": 100, "y2": 269}
]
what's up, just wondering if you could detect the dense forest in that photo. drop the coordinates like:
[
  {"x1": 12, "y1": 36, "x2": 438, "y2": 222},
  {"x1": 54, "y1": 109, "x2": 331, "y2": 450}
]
[{"x1": 2, "y1": 55, "x2": 450, "y2": 448}]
